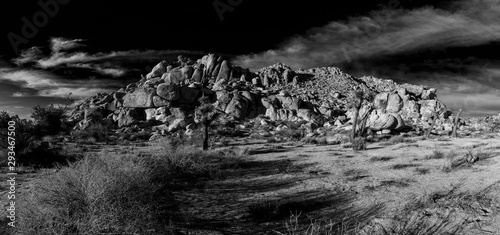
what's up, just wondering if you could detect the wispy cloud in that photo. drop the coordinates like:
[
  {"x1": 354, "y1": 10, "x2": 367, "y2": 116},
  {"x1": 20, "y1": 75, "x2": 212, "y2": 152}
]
[
  {"x1": 0, "y1": 68, "x2": 118, "y2": 98},
  {"x1": 13, "y1": 38, "x2": 205, "y2": 75},
  {"x1": 12, "y1": 92, "x2": 31, "y2": 97},
  {"x1": 69, "y1": 63, "x2": 127, "y2": 77},
  {"x1": 234, "y1": 0, "x2": 500, "y2": 70},
  {"x1": 50, "y1": 38, "x2": 85, "y2": 53},
  {"x1": 232, "y1": 0, "x2": 500, "y2": 116}
]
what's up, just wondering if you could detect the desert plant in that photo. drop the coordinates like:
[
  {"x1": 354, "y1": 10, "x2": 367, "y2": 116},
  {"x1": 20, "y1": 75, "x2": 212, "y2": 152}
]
[
  {"x1": 0, "y1": 112, "x2": 49, "y2": 165},
  {"x1": 426, "y1": 147, "x2": 445, "y2": 159},
  {"x1": 452, "y1": 108, "x2": 462, "y2": 138},
  {"x1": 18, "y1": 142, "x2": 244, "y2": 234},
  {"x1": 31, "y1": 104, "x2": 70, "y2": 136},
  {"x1": 349, "y1": 91, "x2": 364, "y2": 141},
  {"x1": 195, "y1": 96, "x2": 220, "y2": 150},
  {"x1": 425, "y1": 112, "x2": 438, "y2": 138},
  {"x1": 347, "y1": 91, "x2": 374, "y2": 150}
]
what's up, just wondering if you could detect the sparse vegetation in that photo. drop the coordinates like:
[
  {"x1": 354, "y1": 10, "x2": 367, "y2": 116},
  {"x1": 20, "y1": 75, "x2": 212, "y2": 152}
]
[
  {"x1": 390, "y1": 163, "x2": 421, "y2": 170},
  {"x1": 17, "y1": 143, "x2": 245, "y2": 234},
  {"x1": 369, "y1": 156, "x2": 393, "y2": 162},
  {"x1": 195, "y1": 96, "x2": 220, "y2": 150},
  {"x1": 442, "y1": 148, "x2": 493, "y2": 172},
  {"x1": 426, "y1": 147, "x2": 445, "y2": 159},
  {"x1": 31, "y1": 104, "x2": 71, "y2": 136}
]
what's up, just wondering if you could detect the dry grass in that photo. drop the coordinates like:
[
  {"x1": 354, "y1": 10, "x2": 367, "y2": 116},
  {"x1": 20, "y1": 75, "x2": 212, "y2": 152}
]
[
  {"x1": 17, "y1": 143, "x2": 245, "y2": 235},
  {"x1": 369, "y1": 156, "x2": 393, "y2": 162},
  {"x1": 390, "y1": 163, "x2": 421, "y2": 170},
  {"x1": 442, "y1": 148, "x2": 494, "y2": 172}
]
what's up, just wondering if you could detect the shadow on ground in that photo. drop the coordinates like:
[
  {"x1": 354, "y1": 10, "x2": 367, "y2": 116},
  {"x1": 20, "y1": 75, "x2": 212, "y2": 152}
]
[{"x1": 167, "y1": 157, "x2": 384, "y2": 234}]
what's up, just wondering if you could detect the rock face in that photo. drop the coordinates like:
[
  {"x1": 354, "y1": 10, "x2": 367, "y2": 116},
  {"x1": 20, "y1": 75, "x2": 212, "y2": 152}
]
[
  {"x1": 157, "y1": 84, "x2": 180, "y2": 101},
  {"x1": 123, "y1": 87, "x2": 156, "y2": 108},
  {"x1": 69, "y1": 53, "x2": 460, "y2": 141}
]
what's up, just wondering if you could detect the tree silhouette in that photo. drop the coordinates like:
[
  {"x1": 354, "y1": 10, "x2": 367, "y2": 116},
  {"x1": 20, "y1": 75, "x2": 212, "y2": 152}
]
[{"x1": 195, "y1": 96, "x2": 219, "y2": 150}]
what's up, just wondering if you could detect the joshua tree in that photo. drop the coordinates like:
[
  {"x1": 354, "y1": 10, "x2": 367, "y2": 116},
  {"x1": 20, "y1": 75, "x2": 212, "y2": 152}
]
[
  {"x1": 425, "y1": 112, "x2": 438, "y2": 138},
  {"x1": 350, "y1": 91, "x2": 364, "y2": 141},
  {"x1": 452, "y1": 109, "x2": 463, "y2": 138},
  {"x1": 195, "y1": 96, "x2": 219, "y2": 150},
  {"x1": 347, "y1": 91, "x2": 376, "y2": 150}
]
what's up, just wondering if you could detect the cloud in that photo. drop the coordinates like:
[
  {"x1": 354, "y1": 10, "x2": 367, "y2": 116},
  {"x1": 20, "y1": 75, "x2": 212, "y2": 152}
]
[
  {"x1": 69, "y1": 63, "x2": 127, "y2": 77},
  {"x1": 50, "y1": 38, "x2": 85, "y2": 53},
  {"x1": 12, "y1": 92, "x2": 31, "y2": 97},
  {"x1": 0, "y1": 68, "x2": 119, "y2": 99},
  {"x1": 234, "y1": 0, "x2": 500, "y2": 70},
  {"x1": 13, "y1": 38, "x2": 206, "y2": 73}
]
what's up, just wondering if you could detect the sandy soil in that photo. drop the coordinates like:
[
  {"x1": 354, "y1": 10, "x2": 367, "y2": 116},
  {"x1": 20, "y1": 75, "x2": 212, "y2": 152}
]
[{"x1": 1, "y1": 136, "x2": 499, "y2": 234}]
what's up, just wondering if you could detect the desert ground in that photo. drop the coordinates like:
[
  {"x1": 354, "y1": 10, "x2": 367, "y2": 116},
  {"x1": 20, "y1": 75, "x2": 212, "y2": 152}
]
[{"x1": 2, "y1": 134, "x2": 499, "y2": 235}]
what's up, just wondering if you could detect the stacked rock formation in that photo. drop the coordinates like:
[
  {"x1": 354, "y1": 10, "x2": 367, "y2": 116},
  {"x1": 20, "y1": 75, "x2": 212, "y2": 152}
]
[{"x1": 69, "y1": 54, "x2": 456, "y2": 140}]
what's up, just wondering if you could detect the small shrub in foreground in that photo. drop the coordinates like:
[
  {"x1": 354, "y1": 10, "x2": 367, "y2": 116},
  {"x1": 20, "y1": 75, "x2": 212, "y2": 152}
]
[{"x1": 18, "y1": 143, "x2": 245, "y2": 234}]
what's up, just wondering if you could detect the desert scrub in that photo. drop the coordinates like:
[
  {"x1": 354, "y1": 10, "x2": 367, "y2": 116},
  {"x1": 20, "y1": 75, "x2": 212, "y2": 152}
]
[
  {"x1": 18, "y1": 144, "x2": 245, "y2": 234},
  {"x1": 426, "y1": 146, "x2": 446, "y2": 159},
  {"x1": 442, "y1": 148, "x2": 493, "y2": 172}
]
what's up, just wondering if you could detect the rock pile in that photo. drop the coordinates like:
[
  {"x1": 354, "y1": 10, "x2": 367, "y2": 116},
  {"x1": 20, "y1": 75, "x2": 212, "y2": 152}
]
[{"x1": 68, "y1": 54, "x2": 472, "y2": 141}]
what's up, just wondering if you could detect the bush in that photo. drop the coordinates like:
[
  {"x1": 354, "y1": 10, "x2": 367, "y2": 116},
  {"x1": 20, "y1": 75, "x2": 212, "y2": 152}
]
[
  {"x1": 31, "y1": 104, "x2": 69, "y2": 135},
  {"x1": 0, "y1": 111, "x2": 56, "y2": 166},
  {"x1": 18, "y1": 143, "x2": 245, "y2": 234}
]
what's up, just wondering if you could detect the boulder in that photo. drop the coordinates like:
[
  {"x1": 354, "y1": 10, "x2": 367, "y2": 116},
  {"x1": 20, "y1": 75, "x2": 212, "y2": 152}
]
[
  {"x1": 205, "y1": 54, "x2": 218, "y2": 76},
  {"x1": 152, "y1": 96, "x2": 171, "y2": 107},
  {"x1": 123, "y1": 87, "x2": 156, "y2": 108},
  {"x1": 216, "y1": 60, "x2": 231, "y2": 83},
  {"x1": 191, "y1": 64, "x2": 204, "y2": 83},
  {"x1": 421, "y1": 88, "x2": 437, "y2": 100},
  {"x1": 386, "y1": 93, "x2": 403, "y2": 113},
  {"x1": 162, "y1": 68, "x2": 184, "y2": 85},
  {"x1": 277, "y1": 95, "x2": 302, "y2": 111},
  {"x1": 225, "y1": 95, "x2": 249, "y2": 119},
  {"x1": 143, "y1": 77, "x2": 165, "y2": 87},
  {"x1": 144, "y1": 108, "x2": 157, "y2": 121},
  {"x1": 154, "y1": 107, "x2": 171, "y2": 123},
  {"x1": 367, "y1": 112, "x2": 398, "y2": 131},
  {"x1": 146, "y1": 60, "x2": 168, "y2": 79},
  {"x1": 181, "y1": 66, "x2": 194, "y2": 83},
  {"x1": 404, "y1": 84, "x2": 424, "y2": 97},
  {"x1": 157, "y1": 84, "x2": 180, "y2": 101},
  {"x1": 297, "y1": 109, "x2": 314, "y2": 122},
  {"x1": 265, "y1": 106, "x2": 278, "y2": 121},
  {"x1": 167, "y1": 117, "x2": 194, "y2": 132}
]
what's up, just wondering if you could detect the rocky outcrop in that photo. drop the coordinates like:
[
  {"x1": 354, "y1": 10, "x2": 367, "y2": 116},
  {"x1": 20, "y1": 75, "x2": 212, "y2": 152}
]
[{"x1": 68, "y1": 53, "x2": 459, "y2": 141}]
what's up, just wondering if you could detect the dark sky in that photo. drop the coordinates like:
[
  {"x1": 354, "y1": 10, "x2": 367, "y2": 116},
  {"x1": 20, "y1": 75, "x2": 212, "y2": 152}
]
[
  {"x1": 0, "y1": 0, "x2": 455, "y2": 56},
  {"x1": 1, "y1": 0, "x2": 499, "y2": 118}
]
